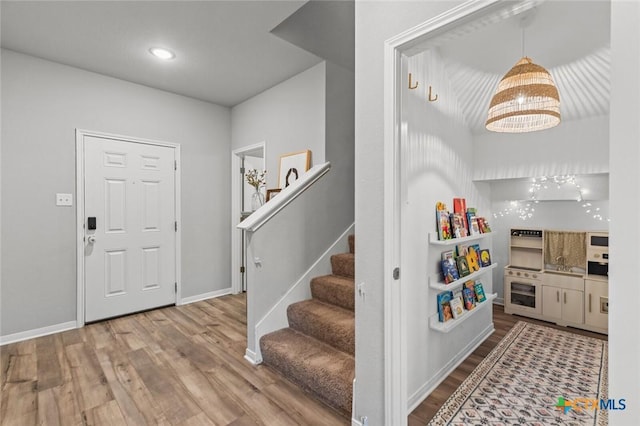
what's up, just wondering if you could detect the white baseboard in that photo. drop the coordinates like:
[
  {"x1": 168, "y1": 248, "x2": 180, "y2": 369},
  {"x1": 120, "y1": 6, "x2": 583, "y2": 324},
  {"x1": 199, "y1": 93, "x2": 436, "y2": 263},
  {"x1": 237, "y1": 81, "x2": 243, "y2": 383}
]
[
  {"x1": 351, "y1": 418, "x2": 363, "y2": 426},
  {"x1": 244, "y1": 348, "x2": 262, "y2": 365},
  {"x1": 179, "y1": 287, "x2": 232, "y2": 305},
  {"x1": 407, "y1": 323, "x2": 494, "y2": 412},
  {"x1": 0, "y1": 320, "x2": 77, "y2": 346},
  {"x1": 494, "y1": 297, "x2": 505, "y2": 306}
]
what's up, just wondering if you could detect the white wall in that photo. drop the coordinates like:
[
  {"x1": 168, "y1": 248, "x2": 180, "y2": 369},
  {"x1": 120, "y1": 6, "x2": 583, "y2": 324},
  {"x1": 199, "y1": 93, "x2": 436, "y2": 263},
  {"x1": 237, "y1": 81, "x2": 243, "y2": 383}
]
[
  {"x1": 1, "y1": 49, "x2": 231, "y2": 336},
  {"x1": 354, "y1": 1, "x2": 464, "y2": 423},
  {"x1": 402, "y1": 49, "x2": 495, "y2": 408},
  {"x1": 231, "y1": 63, "x2": 326, "y2": 189},
  {"x1": 233, "y1": 57, "x2": 355, "y2": 361},
  {"x1": 473, "y1": 115, "x2": 609, "y2": 180},
  {"x1": 609, "y1": 1, "x2": 640, "y2": 422}
]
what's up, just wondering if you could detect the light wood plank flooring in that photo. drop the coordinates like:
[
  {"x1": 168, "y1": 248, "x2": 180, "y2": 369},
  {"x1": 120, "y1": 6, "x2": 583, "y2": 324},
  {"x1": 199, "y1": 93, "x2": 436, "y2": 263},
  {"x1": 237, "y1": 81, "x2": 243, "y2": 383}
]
[
  {"x1": 409, "y1": 304, "x2": 608, "y2": 425},
  {"x1": 1, "y1": 294, "x2": 349, "y2": 426},
  {"x1": 2, "y1": 296, "x2": 607, "y2": 425}
]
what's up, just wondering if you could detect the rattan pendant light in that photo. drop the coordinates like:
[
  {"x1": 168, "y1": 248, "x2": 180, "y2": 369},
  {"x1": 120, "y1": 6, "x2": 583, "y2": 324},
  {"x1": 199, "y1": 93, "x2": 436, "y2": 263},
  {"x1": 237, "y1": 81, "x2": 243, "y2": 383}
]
[{"x1": 486, "y1": 56, "x2": 560, "y2": 133}]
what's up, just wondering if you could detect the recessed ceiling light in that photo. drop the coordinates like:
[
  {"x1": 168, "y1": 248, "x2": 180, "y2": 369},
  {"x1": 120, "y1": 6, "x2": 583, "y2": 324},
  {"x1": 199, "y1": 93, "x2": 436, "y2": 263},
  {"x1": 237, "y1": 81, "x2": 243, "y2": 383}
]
[{"x1": 149, "y1": 47, "x2": 175, "y2": 60}]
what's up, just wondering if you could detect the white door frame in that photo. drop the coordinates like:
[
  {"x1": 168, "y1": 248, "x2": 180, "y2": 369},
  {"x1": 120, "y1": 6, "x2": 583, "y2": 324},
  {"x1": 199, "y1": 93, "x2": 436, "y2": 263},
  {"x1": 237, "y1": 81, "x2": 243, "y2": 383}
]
[
  {"x1": 231, "y1": 142, "x2": 266, "y2": 294},
  {"x1": 382, "y1": 1, "x2": 528, "y2": 423},
  {"x1": 75, "y1": 129, "x2": 182, "y2": 327}
]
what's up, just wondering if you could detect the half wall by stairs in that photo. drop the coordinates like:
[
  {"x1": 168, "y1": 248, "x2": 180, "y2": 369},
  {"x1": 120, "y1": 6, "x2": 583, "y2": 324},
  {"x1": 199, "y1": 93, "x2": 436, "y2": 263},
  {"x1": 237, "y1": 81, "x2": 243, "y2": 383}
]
[{"x1": 260, "y1": 235, "x2": 355, "y2": 416}]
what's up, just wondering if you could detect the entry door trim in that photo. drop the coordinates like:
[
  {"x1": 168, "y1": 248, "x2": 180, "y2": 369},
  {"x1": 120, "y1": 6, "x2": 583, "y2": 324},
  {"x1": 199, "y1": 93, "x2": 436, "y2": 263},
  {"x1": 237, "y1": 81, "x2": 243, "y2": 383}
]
[{"x1": 76, "y1": 129, "x2": 182, "y2": 327}]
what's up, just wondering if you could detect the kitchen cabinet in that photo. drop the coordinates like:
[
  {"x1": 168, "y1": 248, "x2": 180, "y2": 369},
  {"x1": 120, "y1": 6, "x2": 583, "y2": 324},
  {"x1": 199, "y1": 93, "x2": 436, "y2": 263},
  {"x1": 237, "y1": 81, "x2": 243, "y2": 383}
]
[
  {"x1": 542, "y1": 273, "x2": 584, "y2": 325},
  {"x1": 585, "y1": 279, "x2": 608, "y2": 332}
]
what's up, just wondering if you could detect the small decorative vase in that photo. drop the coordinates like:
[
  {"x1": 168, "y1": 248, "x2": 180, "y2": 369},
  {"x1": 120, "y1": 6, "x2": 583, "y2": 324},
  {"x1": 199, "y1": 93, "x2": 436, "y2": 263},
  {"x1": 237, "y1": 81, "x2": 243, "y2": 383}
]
[{"x1": 251, "y1": 187, "x2": 265, "y2": 211}]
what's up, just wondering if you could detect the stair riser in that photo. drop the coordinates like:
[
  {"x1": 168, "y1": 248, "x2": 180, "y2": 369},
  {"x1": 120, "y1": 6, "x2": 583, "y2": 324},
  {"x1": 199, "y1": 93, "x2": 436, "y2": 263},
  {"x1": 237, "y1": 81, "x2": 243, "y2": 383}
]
[
  {"x1": 330, "y1": 255, "x2": 354, "y2": 278},
  {"x1": 288, "y1": 305, "x2": 355, "y2": 356},
  {"x1": 310, "y1": 277, "x2": 354, "y2": 311}
]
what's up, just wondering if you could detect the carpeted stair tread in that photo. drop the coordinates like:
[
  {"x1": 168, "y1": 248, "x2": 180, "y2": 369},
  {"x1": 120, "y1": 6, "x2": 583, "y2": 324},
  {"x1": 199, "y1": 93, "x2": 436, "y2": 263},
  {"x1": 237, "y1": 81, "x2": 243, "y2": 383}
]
[
  {"x1": 310, "y1": 274, "x2": 355, "y2": 311},
  {"x1": 348, "y1": 234, "x2": 355, "y2": 254},
  {"x1": 287, "y1": 300, "x2": 354, "y2": 355},
  {"x1": 260, "y1": 328, "x2": 354, "y2": 415},
  {"x1": 331, "y1": 253, "x2": 354, "y2": 278}
]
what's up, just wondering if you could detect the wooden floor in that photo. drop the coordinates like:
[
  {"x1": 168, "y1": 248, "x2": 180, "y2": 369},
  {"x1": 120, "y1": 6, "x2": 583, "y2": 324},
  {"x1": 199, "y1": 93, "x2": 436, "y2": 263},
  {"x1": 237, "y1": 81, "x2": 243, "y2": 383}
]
[
  {"x1": 0, "y1": 294, "x2": 349, "y2": 426},
  {"x1": 408, "y1": 304, "x2": 608, "y2": 425},
  {"x1": 2, "y1": 296, "x2": 607, "y2": 426}
]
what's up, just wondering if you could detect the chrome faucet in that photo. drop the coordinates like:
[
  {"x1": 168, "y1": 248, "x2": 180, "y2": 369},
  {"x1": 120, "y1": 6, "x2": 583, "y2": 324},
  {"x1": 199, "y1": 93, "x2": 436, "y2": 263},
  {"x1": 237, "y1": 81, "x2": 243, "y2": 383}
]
[{"x1": 555, "y1": 255, "x2": 569, "y2": 271}]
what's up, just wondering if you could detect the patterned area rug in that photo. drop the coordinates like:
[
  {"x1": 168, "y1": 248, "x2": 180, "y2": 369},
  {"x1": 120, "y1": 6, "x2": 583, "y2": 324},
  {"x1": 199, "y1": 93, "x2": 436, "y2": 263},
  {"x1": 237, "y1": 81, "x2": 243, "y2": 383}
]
[{"x1": 428, "y1": 321, "x2": 608, "y2": 426}]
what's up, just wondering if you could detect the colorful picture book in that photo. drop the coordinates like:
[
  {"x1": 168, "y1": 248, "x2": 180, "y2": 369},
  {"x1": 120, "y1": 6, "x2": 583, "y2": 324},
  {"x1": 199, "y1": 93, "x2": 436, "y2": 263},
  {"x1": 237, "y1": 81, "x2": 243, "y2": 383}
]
[
  {"x1": 450, "y1": 295, "x2": 465, "y2": 319},
  {"x1": 456, "y1": 256, "x2": 470, "y2": 277},
  {"x1": 474, "y1": 281, "x2": 487, "y2": 303},
  {"x1": 479, "y1": 249, "x2": 492, "y2": 267},
  {"x1": 462, "y1": 287, "x2": 476, "y2": 310},
  {"x1": 441, "y1": 258, "x2": 460, "y2": 284},
  {"x1": 437, "y1": 291, "x2": 454, "y2": 322},
  {"x1": 436, "y1": 202, "x2": 452, "y2": 240},
  {"x1": 466, "y1": 246, "x2": 480, "y2": 273}
]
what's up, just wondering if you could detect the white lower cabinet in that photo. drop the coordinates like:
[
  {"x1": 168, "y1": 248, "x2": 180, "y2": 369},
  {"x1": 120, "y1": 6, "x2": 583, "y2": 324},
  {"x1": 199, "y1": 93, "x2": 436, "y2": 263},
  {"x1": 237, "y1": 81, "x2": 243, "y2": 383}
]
[
  {"x1": 542, "y1": 285, "x2": 584, "y2": 324},
  {"x1": 585, "y1": 279, "x2": 608, "y2": 332}
]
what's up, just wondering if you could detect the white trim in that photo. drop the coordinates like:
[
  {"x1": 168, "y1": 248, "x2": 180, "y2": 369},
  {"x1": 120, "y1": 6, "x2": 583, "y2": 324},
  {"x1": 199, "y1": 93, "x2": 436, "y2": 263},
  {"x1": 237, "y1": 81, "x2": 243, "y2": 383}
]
[
  {"x1": 382, "y1": 1, "x2": 507, "y2": 424},
  {"x1": 251, "y1": 223, "x2": 355, "y2": 361},
  {"x1": 244, "y1": 348, "x2": 262, "y2": 365},
  {"x1": 0, "y1": 321, "x2": 77, "y2": 346},
  {"x1": 407, "y1": 324, "x2": 494, "y2": 412},
  {"x1": 231, "y1": 142, "x2": 266, "y2": 295},
  {"x1": 179, "y1": 287, "x2": 233, "y2": 305},
  {"x1": 237, "y1": 162, "x2": 331, "y2": 232},
  {"x1": 75, "y1": 129, "x2": 182, "y2": 327}
]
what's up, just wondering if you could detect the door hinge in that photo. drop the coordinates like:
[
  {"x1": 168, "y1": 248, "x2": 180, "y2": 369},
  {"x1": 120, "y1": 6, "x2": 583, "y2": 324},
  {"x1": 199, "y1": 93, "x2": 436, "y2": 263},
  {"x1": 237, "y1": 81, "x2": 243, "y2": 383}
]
[
  {"x1": 174, "y1": 160, "x2": 177, "y2": 171},
  {"x1": 175, "y1": 282, "x2": 177, "y2": 293},
  {"x1": 240, "y1": 167, "x2": 245, "y2": 175},
  {"x1": 393, "y1": 267, "x2": 400, "y2": 280},
  {"x1": 240, "y1": 266, "x2": 245, "y2": 273},
  {"x1": 175, "y1": 221, "x2": 177, "y2": 232}
]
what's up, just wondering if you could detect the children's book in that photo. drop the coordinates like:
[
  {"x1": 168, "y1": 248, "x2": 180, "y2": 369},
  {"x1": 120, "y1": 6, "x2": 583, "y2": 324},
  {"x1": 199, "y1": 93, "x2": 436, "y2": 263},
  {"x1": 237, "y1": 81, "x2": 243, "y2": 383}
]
[
  {"x1": 437, "y1": 291, "x2": 454, "y2": 322},
  {"x1": 450, "y1": 295, "x2": 465, "y2": 319},
  {"x1": 450, "y1": 212, "x2": 466, "y2": 239},
  {"x1": 466, "y1": 246, "x2": 480, "y2": 273},
  {"x1": 479, "y1": 249, "x2": 492, "y2": 267},
  {"x1": 456, "y1": 256, "x2": 470, "y2": 277},
  {"x1": 456, "y1": 243, "x2": 469, "y2": 258},
  {"x1": 469, "y1": 216, "x2": 481, "y2": 235},
  {"x1": 474, "y1": 281, "x2": 487, "y2": 303},
  {"x1": 441, "y1": 250, "x2": 455, "y2": 261},
  {"x1": 436, "y1": 204, "x2": 452, "y2": 240},
  {"x1": 453, "y1": 198, "x2": 468, "y2": 233},
  {"x1": 462, "y1": 287, "x2": 476, "y2": 310},
  {"x1": 464, "y1": 280, "x2": 477, "y2": 300},
  {"x1": 441, "y1": 258, "x2": 460, "y2": 284}
]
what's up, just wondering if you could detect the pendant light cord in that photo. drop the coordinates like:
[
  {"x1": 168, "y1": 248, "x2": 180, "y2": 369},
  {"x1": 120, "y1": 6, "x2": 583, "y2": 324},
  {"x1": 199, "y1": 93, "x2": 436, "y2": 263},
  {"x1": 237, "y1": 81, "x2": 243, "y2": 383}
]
[{"x1": 521, "y1": 28, "x2": 525, "y2": 58}]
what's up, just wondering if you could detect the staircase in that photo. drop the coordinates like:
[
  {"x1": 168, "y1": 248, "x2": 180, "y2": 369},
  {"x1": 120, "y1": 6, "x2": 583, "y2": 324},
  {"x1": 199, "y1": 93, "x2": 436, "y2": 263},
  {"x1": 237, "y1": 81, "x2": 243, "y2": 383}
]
[{"x1": 260, "y1": 235, "x2": 355, "y2": 416}]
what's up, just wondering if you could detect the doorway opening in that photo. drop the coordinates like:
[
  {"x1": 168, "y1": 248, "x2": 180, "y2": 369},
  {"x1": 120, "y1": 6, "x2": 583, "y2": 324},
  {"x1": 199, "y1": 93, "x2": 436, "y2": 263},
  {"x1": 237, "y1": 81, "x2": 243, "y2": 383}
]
[{"x1": 231, "y1": 142, "x2": 266, "y2": 294}]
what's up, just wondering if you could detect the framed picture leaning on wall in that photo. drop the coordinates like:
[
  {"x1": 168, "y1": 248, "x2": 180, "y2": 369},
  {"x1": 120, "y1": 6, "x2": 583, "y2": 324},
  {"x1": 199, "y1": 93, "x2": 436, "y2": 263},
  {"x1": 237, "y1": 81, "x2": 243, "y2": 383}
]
[{"x1": 278, "y1": 150, "x2": 311, "y2": 189}]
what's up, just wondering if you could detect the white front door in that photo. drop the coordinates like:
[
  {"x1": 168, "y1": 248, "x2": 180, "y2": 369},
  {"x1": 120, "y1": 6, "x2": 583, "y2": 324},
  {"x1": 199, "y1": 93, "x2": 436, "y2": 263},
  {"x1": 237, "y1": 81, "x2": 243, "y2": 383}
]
[{"x1": 84, "y1": 135, "x2": 176, "y2": 322}]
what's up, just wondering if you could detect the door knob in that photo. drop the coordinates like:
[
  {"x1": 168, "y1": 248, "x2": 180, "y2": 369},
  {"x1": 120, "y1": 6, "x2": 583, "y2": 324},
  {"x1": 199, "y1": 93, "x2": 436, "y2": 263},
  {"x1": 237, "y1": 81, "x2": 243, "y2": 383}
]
[{"x1": 87, "y1": 235, "x2": 96, "y2": 244}]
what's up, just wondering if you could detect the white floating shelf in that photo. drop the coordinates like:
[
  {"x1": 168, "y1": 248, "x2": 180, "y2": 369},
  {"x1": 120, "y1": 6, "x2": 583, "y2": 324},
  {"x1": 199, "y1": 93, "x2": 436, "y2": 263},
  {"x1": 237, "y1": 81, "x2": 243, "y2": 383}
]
[
  {"x1": 429, "y1": 293, "x2": 497, "y2": 333},
  {"x1": 429, "y1": 232, "x2": 493, "y2": 246},
  {"x1": 429, "y1": 263, "x2": 499, "y2": 291}
]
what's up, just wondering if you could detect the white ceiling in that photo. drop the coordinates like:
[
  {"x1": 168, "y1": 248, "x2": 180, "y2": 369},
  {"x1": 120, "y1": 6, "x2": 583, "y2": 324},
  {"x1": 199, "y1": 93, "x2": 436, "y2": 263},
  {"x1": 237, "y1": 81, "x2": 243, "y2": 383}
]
[
  {"x1": 433, "y1": 0, "x2": 612, "y2": 133},
  {"x1": 0, "y1": 0, "x2": 325, "y2": 107}
]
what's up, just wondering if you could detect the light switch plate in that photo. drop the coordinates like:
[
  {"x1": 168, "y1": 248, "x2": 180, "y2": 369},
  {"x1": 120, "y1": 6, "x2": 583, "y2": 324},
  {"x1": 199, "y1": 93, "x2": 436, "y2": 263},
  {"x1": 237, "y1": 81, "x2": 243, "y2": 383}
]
[{"x1": 56, "y1": 193, "x2": 73, "y2": 206}]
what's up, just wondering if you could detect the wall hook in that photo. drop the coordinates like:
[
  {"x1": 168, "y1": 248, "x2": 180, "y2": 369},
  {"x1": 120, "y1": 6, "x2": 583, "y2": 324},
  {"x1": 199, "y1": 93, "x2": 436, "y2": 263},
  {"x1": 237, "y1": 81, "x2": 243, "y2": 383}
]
[
  {"x1": 408, "y1": 73, "x2": 418, "y2": 90},
  {"x1": 428, "y1": 85, "x2": 438, "y2": 102}
]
